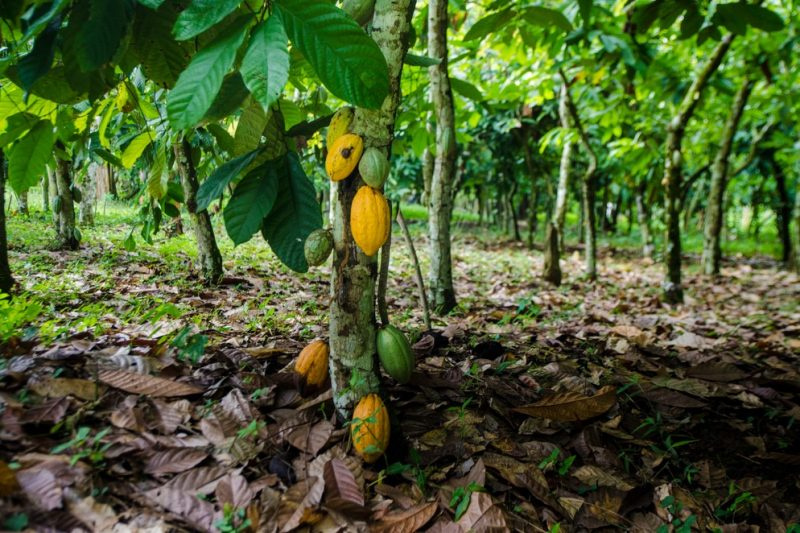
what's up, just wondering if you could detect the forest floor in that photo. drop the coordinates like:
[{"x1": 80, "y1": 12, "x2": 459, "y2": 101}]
[{"x1": 1, "y1": 205, "x2": 799, "y2": 532}]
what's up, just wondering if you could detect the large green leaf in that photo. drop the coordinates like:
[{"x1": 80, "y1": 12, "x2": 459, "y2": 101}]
[
  {"x1": 241, "y1": 14, "x2": 290, "y2": 112},
  {"x1": 147, "y1": 145, "x2": 167, "y2": 199},
  {"x1": 18, "y1": 18, "x2": 59, "y2": 90},
  {"x1": 202, "y1": 73, "x2": 250, "y2": 122},
  {"x1": 522, "y1": 6, "x2": 573, "y2": 33},
  {"x1": 276, "y1": 0, "x2": 389, "y2": 109},
  {"x1": 76, "y1": 0, "x2": 135, "y2": 72},
  {"x1": 233, "y1": 101, "x2": 269, "y2": 156},
  {"x1": 224, "y1": 164, "x2": 278, "y2": 245},
  {"x1": 738, "y1": 3, "x2": 784, "y2": 32},
  {"x1": 8, "y1": 120, "x2": 54, "y2": 195},
  {"x1": 121, "y1": 132, "x2": 154, "y2": 169},
  {"x1": 463, "y1": 8, "x2": 515, "y2": 41},
  {"x1": 261, "y1": 152, "x2": 322, "y2": 273},
  {"x1": 173, "y1": 0, "x2": 242, "y2": 41},
  {"x1": 167, "y1": 16, "x2": 251, "y2": 130},
  {"x1": 132, "y1": 2, "x2": 191, "y2": 88},
  {"x1": 450, "y1": 78, "x2": 483, "y2": 102},
  {"x1": 196, "y1": 147, "x2": 263, "y2": 211}
]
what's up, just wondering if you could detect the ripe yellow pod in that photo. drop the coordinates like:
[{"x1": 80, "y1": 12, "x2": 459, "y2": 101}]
[
  {"x1": 326, "y1": 133, "x2": 363, "y2": 181},
  {"x1": 326, "y1": 107, "x2": 355, "y2": 147},
  {"x1": 295, "y1": 339, "x2": 329, "y2": 389},
  {"x1": 351, "y1": 393, "x2": 390, "y2": 463},
  {"x1": 350, "y1": 186, "x2": 390, "y2": 257}
]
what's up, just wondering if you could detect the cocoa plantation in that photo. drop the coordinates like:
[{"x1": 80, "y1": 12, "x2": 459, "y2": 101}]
[{"x1": 1, "y1": 0, "x2": 799, "y2": 531}]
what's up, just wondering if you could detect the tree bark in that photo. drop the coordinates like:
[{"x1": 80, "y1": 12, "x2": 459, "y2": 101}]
[
  {"x1": 54, "y1": 148, "x2": 79, "y2": 250},
  {"x1": 793, "y1": 182, "x2": 800, "y2": 274},
  {"x1": 0, "y1": 150, "x2": 13, "y2": 295},
  {"x1": 173, "y1": 138, "x2": 223, "y2": 284},
  {"x1": 702, "y1": 76, "x2": 752, "y2": 276},
  {"x1": 48, "y1": 169, "x2": 57, "y2": 222},
  {"x1": 560, "y1": 69, "x2": 599, "y2": 281},
  {"x1": 397, "y1": 206, "x2": 431, "y2": 330},
  {"x1": 41, "y1": 174, "x2": 50, "y2": 213},
  {"x1": 17, "y1": 190, "x2": 28, "y2": 215},
  {"x1": 543, "y1": 81, "x2": 573, "y2": 284},
  {"x1": 426, "y1": 0, "x2": 457, "y2": 314},
  {"x1": 329, "y1": 0, "x2": 416, "y2": 416},
  {"x1": 768, "y1": 150, "x2": 793, "y2": 264},
  {"x1": 79, "y1": 163, "x2": 98, "y2": 226},
  {"x1": 663, "y1": 34, "x2": 733, "y2": 303},
  {"x1": 635, "y1": 181, "x2": 654, "y2": 258}
]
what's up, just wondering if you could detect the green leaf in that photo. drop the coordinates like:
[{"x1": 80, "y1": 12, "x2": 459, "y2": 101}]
[
  {"x1": 94, "y1": 147, "x2": 123, "y2": 168},
  {"x1": 578, "y1": 0, "x2": 592, "y2": 27},
  {"x1": 738, "y1": 4, "x2": 784, "y2": 32},
  {"x1": 202, "y1": 73, "x2": 250, "y2": 122},
  {"x1": 261, "y1": 152, "x2": 322, "y2": 273},
  {"x1": 714, "y1": 3, "x2": 747, "y2": 35},
  {"x1": 463, "y1": 8, "x2": 515, "y2": 41},
  {"x1": 522, "y1": 6, "x2": 573, "y2": 33},
  {"x1": 121, "y1": 132, "x2": 154, "y2": 169},
  {"x1": 147, "y1": 145, "x2": 167, "y2": 199},
  {"x1": 132, "y1": 2, "x2": 191, "y2": 88},
  {"x1": 450, "y1": 78, "x2": 483, "y2": 102},
  {"x1": 196, "y1": 147, "x2": 263, "y2": 211},
  {"x1": 77, "y1": 0, "x2": 135, "y2": 71},
  {"x1": 404, "y1": 53, "x2": 441, "y2": 67},
  {"x1": 276, "y1": 0, "x2": 389, "y2": 109},
  {"x1": 18, "y1": 18, "x2": 59, "y2": 90},
  {"x1": 207, "y1": 123, "x2": 235, "y2": 154},
  {"x1": 241, "y1": 14, "x2": 290, "y2": 112},
  {"x1": 0, "y1": 113, "x2": 37, "y2": 149},
  {"x1": 8, "y1": 120, "x2": 54, "y2": 195},
  {"x1": 173, "y1": 0, "x2": 242, "y2": 41},
  {"x1": 224, "y1": 165, "x2": 278, "y2": 245},
  {"x1": 234, "y1": 101, "x2": 269, "y2": 156},
  {"x1": 137, "y1": 0, "x2": 165, "y2": 8},
  {"x1": 167, "y1": 15, "x2": 251, "y2": 130}
]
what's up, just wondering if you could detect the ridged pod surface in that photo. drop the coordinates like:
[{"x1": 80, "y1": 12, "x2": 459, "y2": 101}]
[
  {"x1": 350, "y1": 186, "x2": 390, "y2": 256},
  {"x1": 351, "y1": 393, "x2": 390, "y2": 463},
  {"x1": 358, "y1": 147, "x2": 390, "y2": 189},
  {"x1": 326, "y1": 133, "x2": 364, "y2": 181},
  {"x1": 295, "y1": 340, "x2": 329, "y2": 389},
  {"x1": 376, "y1": 325, "x2": 414, "y2": 383},
  {"x1": 304, "y1": 229, "x2": 334, "y2": 267},
  {"x1": 326, "y1": 107, "x2": 355, "y2": 147}
]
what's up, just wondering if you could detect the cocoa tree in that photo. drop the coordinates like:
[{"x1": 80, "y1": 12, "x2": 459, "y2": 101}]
[{"x1": 0, "y1": 150, "x2": 12, "y2": 295}]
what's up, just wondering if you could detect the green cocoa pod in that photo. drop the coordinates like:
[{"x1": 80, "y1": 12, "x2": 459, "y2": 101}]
[
  {"x1": 358, "y1": 147, "x2": 390, "y2": 189},
  {"x1": 342, "y1": 0, "x2": 375, "y2": 26},
  {"x1": 304, "y1": 228, "x2": 334, "y2": 267},
  {"x1": 376, "y1": 325, "x2": 414, "y2": 384}
]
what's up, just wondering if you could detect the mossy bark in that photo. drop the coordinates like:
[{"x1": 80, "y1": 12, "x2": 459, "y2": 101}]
[
  {"x1": 702, "y1": 76, "x2": 752, "y2": 276},
  {"x1": 54, "y1": 149, "x2": 79, "y2": 251},
  {"x1": 663, "y1": 34, "x2": 733, "y2": 303},
  {"x1": 329, "y1": 0, "x2": 416, "y2": 416},
  {"x1": 0, "y1": 151, "x2": 13, "y2": 295},
  {"x1": 173, "y1": 138, "x2": 223, "y2": 284},
  {"x1": 426, "y1": 0, "x2": 457, "y2": 314}
]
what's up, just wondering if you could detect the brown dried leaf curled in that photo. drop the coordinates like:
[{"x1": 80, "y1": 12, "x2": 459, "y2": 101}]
[
  {"x1": 513, "y1": 385, "x2": 617, "y2": 421},
  {"x1": 98, "y1": 370, "x2": 203, "y2": 397}
]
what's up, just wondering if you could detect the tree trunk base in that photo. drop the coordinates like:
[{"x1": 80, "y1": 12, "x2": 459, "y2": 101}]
[{"x1": 543, "y1": 222, "x2": 562, "y2": 286}]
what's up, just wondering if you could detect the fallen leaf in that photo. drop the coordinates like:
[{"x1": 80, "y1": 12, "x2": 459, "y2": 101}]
[
  {"x1": 323, "y1": 459, "x2": 365, "y2": 517},
  {"x1": 513, "y1": 386, "x2": 617, "y2": 421},
  {"x1": 16, "y1": 467, "x2": 62, "y2": 510},
  {"x1": 370, "y1": 501, "x2": 438, "y2": 533},
  {"x1": 145, "y1": 448, "x2": 208, "y2": 475},
  {"x1": 456, "y1": 492, "x2": 508, "y2": 532},
  {"x1": 98, "y1": 370, "x2": 203, "y2": 397},
  {"x1": 28, "y1": 377, "x2": 102, "y2": 401}
]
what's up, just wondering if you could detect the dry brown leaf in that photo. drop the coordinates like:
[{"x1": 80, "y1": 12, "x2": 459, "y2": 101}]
[
  {"x1": 370, "y1": 501, "x2": 438, "y2": 533},
  {"x1": 277, "y1": 476, "x2": 325, "y2": 533},
  {"x1": 482, "y1": 453, "x2": 553, "y2": 507},
  {"x1": 163, "y1": 466, "x2": 232, "y2": 494},
  {"x1": 28, "y1": 377, "x2": 102, "y2": 401},
  {"x1": 98, "y1": 369, "x2": 203, "y2": 397},
  {"x1": 145, "y1": 448, "x2": 208, "y2": 475},
  {"x1": 147, "y1": 486, "x2": 221, "y2": 531},
  {"x1": 572, "y1": 465, "x2": 634, "y2": 491},
  {"x1": 686, "y1": 362, "x2": 746, "y2": 382},
  {"x1": 20, "y1": 397, "x2": 71, "y2": 424},
  {"x1": 286, "y1": 420, "x2": 333, "y2": 455},
  {"x1": 16, "y1": 467, "x2": 62, "y2": 510},
  {"x1": 65, "y1": 492, "x2": 119, "y2": 531},
  {"x1": 215, "y1": 473, "x2": 254, "y2": 509},
  {"x1": 456, "y1": 492, "x2": 508, "y2": 532},
  {"x1": 513, "y1": 385, "x2": 616, "y2": 421},
  {"x1": 0, "y1": 460, "x2": 20, "y2": 497},
  {"x1": 323, "y1": 458, "x2": 365, "y2": 517}
]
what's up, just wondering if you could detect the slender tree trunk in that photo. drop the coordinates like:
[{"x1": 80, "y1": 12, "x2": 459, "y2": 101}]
[
  {"x1": 635, "y1": 182, "x2": 654, "y2": 258},
  {"x1": 107, "y1": 164, "x2": 117, "y2": 197},
  {"x1": 173, "y1": 138, "x2": 223, "y2": 284},
  {"x1": 397, "y1": 207, "x2": 431, "y2": 330},
  {"x1": 560, "y1": 69, "x2": 599, "y2": 280},
  {"x1": 79, "y1": 163, "x2": 98, "y2": 226},
  {"x1": 17, "y1": 191, "x2": 28, "y2": 215},
  {"x1": 768, "y1": 150, "x2": 793, "y2": 264},
  {"x1": 0, "y1": 151, "x2": 13, "y2": 295},
  {"x1": 329, "y1": 0, "x2": 416, "y2": 415},
  {"x1": 702, "y1": 76, "x2": 752, "y2": 275},
  {"x1": 54, "y1": 149, "x2": 79, "y2": 250},
  {"x1": 426, "y1": 0, "x2": 456, "y2": 313},
  {"x1": 792, "y1": 183, "x2": 800, "y2": 274},
  {"x1": 47, "y1": 169, "x2": 57, "y2": 221},
  {"x1": 663, "y1": 34, "x2": 733, "y2": 303},
  {"x1": 41, "y1": 174, "x2": 49, "y2": 213},
  {"x1": 508, "y1": 177, "x2": 520, "y2": 241},
  {"x1": 543, "y1": 82, "x2": 573, "y2": 284}
]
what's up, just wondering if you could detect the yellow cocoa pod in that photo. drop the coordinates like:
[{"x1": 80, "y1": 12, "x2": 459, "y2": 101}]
[
  {"x1": 350, "y1": 186, "x2": 390, "y2": 256},
  {"x1": 326, "y1": 107, "x2": 355, "y2": 147},
  {"x1": 351, "y1": 393, "x2": 390, "y2": 463},
  {"x1": 295, "y1": 339, "x2": 329, "y2": 389},
  {"x1": 326, "y1": 133, "x2": 364, "y2": 182}
]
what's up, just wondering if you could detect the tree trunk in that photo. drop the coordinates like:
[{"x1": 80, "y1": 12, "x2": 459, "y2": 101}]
[
  {"x1": 54, "y1": 150, "x2": 79, "y2": 250},
  {"x1": 793, "y1": 182, "x2": 800, "y2": 273},
  {"x1": 426, "y1": 0, "x2": 457, "y2": 314},
  {"x1": 702, "y1": 76, "x2": 752, "y2": 276},
  {"x1": 543, "y1": 81, "x2": 573, "y2": 282},
  {"x1": 397, "y1": 207, "x2": 431, "y2": 330},
  {"x1": 79, "y1": 163, "x2": 98, "y2": 226},
  {"x1": 769, "y1": 150, "x2": 793, "y2": 264},
  {"x1": 17, "y1": 190, "x2": 28, "y2": 215},
  {"x1": 41, "y1": 174, "x2": 50, "y2": 213},
  {"x1": 329, "y1": 0, "x2": 416, "y2": 416},
  {"x1": 0, "y1": 150, "x2": 13, "y2": 295},
  {"x1": 508, "y1": 177, "x2": 521, "y2": 241},
  {"x1": 107, "y1": 164, "x2": 117, "y2": 197},
  {"x1": 663, "y1": 34, "x2": 733, "y2": 303},
  {"x1": 48, "y1": 169, "x2": 57, "y2": 222},
  {"x1": 635, "y1": 182, "x2": 654, "y2": 258},
  {"x1": 173, "y1": 138, "x2": 223, "y2": 284}
]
